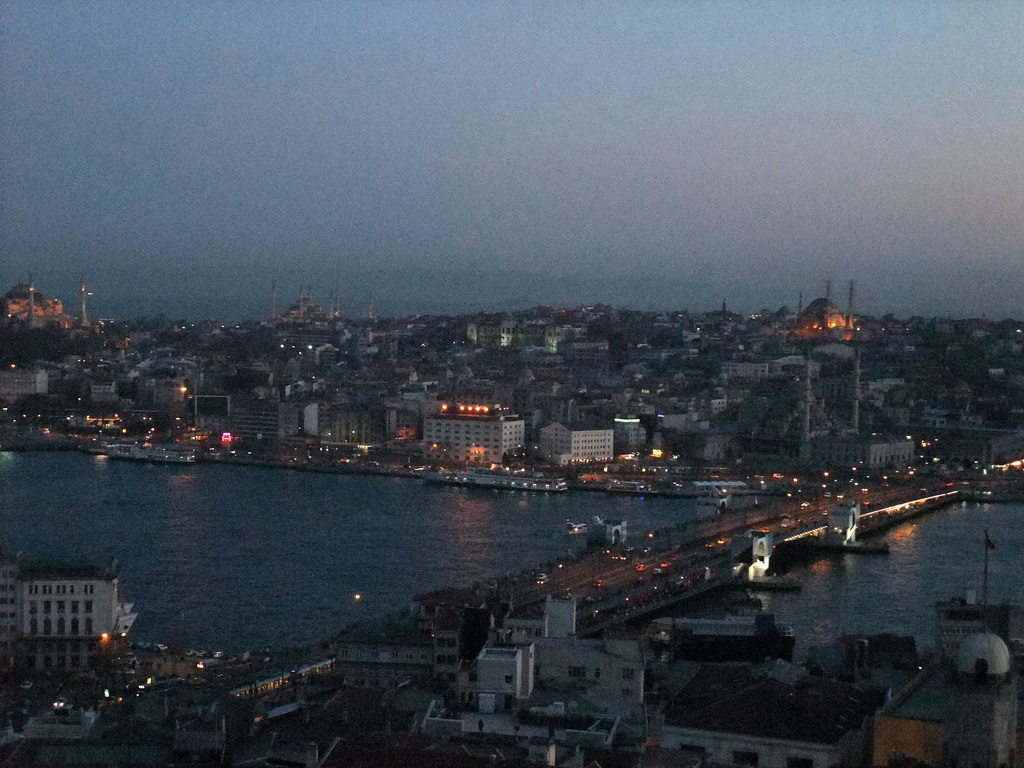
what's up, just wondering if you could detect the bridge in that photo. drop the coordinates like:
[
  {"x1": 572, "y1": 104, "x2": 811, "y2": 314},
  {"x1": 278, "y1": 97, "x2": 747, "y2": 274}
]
[{"x1": 573, "y1": 486, "x2": 966, "y2": 636}]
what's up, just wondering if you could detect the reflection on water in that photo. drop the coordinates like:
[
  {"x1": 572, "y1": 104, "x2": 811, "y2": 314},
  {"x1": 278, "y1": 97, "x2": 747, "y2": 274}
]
[
  {"x1": 764, "y1": 501, "x2": 1024, "y2": 656},
  {"x1": 5, "y1": 452, "x2": 1019, "y2": 656},
  {"x1": 0, "y1": 452, "x2": 702, "y2": 650}
]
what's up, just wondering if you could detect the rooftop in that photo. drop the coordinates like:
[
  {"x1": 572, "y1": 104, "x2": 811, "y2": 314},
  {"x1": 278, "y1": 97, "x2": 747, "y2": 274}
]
[
  {"x1": 665, "y1": 660, "x2": 877, "y2": 745},
  {"x1": 19, "y1": 556, "x2": 119, "y2": 580},
  {"x1": 336, "y1": 614, "x2": 430, "y2": 646}
]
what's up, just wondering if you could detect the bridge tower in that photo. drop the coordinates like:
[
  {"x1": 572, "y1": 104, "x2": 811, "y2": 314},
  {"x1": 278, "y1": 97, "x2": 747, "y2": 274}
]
[
  {"x1": 732, "y1": 530, "x2": 774, "y2": 580},
  {"x1": 826, "y1": 501, "x2": 861, "y2": 545}
]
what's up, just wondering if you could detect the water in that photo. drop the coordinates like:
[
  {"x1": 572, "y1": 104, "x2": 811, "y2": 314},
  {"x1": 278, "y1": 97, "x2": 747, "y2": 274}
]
[
  {"x1": 0, "y1": 452, "x2": 702, "y2": 651},
  {"x1": 2, "y1": 452, "x2": 1019, "y2": 656},
  {"x1": 760, "y1": 500, "x2": 1024, "y2": 654}
]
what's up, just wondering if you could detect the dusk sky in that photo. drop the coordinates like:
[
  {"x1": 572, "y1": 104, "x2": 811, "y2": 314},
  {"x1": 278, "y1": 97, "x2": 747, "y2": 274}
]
[{"x1": 2, "y1": 2, "x2": 1022, "y2": 321}]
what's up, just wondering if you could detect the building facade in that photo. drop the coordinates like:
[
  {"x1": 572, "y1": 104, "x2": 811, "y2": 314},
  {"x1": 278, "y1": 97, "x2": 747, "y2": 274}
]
[
  {"x1": 14, "y1": 557, "x2": 135, "y2": 670},
  {"x1": 423, "y1": 403, "x2": 524, "y2": 464},
  {"x1": 0, "y1": 369, "x2": 48, "y2": 404},
  {"x1": 538, "y1": 422, "x2": 614, "y2": 464}
]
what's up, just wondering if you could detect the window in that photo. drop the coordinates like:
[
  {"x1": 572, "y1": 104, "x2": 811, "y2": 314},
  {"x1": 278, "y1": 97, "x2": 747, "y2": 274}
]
[
  {"x1": 84, "y1": 601, "x2": 93, "y2": 613},
  {"x1": 84, "y1": 618, "x2": 93, "y2": 634},
  {"x1": 568, "y1": 665, "x2": 586, "y2": 678},
  {"x1": 57, "y1": 601, "x2": 65, "y2": 613},
  {"x1": 71, "y1": 601, "x2": 79, "y2": 613},
  {"x1": 43, "y1": 618, "x2": 52, "y2": 635},
  {"x1": 786, "y1": 759, "x2": 813, "y2": 768},
  {"x1": 29, "y1": 602, "x2": 37, "y2": 615},
  {"x1": 594, "y1": 668, "x2": 601, "y2": 679},
  {"x1": 504, "y1": 675, "x2": 513, "y2": 684},
  {"x1": 70, "y1": 618, "x2": 79, "y2": 635},
  {"x1": 622, "y1": 668, "x2": 635, "y2": 680},
  {"x1": 43, "y1": 601, "x2": 52, "y2": 613},
  {"x1": 29, "y1": 618, "x2": 37, "y2": 635},
  {"x1": 733, "y1": 751, "x2": 759, "y2": 767},
  {"x1": 57, "y1": 618, "x2": 66, "y2": 635}
]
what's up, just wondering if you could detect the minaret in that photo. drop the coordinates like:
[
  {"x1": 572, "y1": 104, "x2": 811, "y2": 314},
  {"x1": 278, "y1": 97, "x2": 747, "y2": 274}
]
[
  {"x1": 270, "y1": 283, "x2": 277, "y2": 321},
  {"x1": 797, "y1": 291, "x2": 803, "y2": 317},
  {"x1": 27, "y1": 278, "x2": 37, "y2": 329},
  {"x1": 846, "y1": 280, "x2": 855, "y2": 332},
  {"x1": 78, "y1": 279, "x2": 89, "y2": 327},
  {"x1": 802, "y1": 355, "x2": 812, "y2": 442},
  {"x1": 852, "y1": 344, "x2": 861, "y2": 434},
  {"x1": 799, "y1": 352, "x2": 813, "y2": 460},
  {"x1": 333, "y1": 284, "x2": 340, "y2": 318},
  {"x1": 824, "y1": 279, "x2": 832, "y2": 329},
  {"x1": 367, "y1": 291, "x2": 375, "y2": 320}
]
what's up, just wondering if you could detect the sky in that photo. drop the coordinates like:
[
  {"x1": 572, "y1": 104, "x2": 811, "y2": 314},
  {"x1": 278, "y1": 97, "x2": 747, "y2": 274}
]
[{"x1": 2, "y1": 1, "x2": 1023, "y2": 321}]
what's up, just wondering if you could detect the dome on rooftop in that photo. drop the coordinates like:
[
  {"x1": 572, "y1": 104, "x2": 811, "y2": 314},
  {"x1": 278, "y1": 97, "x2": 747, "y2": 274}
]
[
  {"x1": 956, "y1": 631, "x2": 1011, "y2": 680},
  {"x1": 4, "y1": 283, "x2": 45, "y2": 301}
]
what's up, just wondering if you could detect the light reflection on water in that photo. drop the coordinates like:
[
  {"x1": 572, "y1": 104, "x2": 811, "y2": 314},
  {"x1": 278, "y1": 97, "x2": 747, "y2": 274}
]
[
  {"x1": 0, "y1": 452, "x2": 700, "y2": 650},
  {"x1": 762, "y1": 501, "x2": 1023, "y2": 656},
  {"x1": 4, "y1": 453, "x2": 1019, "y2": 656}
]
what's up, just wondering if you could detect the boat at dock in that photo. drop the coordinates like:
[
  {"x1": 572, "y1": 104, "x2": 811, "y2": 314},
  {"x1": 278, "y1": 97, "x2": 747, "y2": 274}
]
[
  {"x1": 604, "y1": 479, "x2": 651, "y2": 495},
  {"x1": 424, "y1": 468, "x2": 568, "y2": 492},
  {"x1": 106, "y1": 443, "x2": 197, "y2": 465},
  {"x1": 565, "y1": 520, "x2": 588, "y2": 535}
]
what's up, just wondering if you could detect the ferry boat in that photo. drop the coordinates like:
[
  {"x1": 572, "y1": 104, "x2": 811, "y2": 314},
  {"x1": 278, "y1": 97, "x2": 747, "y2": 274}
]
[
  {"x1": 605, "y1": 479, "x2": 651, "y2": 495},
  {"x1": 423, "y1": 468, "x2": 568, "y2": 492},
  {"x1": 565, "y1": 520, "x2": 588, "y2": 535},
  {"x1": 106, "y1": 443, "x2": 197, "y2": 465},
  {"x1": 650, "y1": 613, "x2": 795, "y2": 662}
]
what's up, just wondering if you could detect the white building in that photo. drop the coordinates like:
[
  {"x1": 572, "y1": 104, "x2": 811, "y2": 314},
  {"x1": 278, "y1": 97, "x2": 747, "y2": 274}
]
[
  {"x1": 463, "y1": 634, "x2": 644, "y2": 718},
  {"x1": 538, "y1": 422, "x2": 614, "y2": 464},
  {"x1": 423, "y1": 403, "x2": 525, "y2": 464},
  {"x1": 15, "y1": 557, "x2": 136, "y2": 670},
  {"x1": 532, "y1": 636, "x2": 645, "y2": 716},
  {"x1": 503, "y1": 596, "x2": 577, "y2": 642},
  {"x1": 475, "y1": 646, "x2": 535, "y2": 712},
  {"x1": 0, "y1": 368, "x2": 47, "y2": 403}
]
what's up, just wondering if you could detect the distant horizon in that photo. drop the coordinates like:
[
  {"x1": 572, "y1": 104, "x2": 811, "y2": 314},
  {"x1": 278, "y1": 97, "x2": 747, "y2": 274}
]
[
  {"x1": 3, "y1": 3, "x2": 1022, "y2": 324},
  {"x1": 4, "y1": 270, "x2": 1024, "y2": 325}
]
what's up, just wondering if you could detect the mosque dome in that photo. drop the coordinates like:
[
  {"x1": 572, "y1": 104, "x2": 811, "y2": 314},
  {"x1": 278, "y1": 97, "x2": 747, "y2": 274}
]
[
  {"x1": 956, "y1": 631, "x2": 1011, "y2": 680},
  {"x1": 4, "y1": 283, "x2": 46, "y2": 301}
]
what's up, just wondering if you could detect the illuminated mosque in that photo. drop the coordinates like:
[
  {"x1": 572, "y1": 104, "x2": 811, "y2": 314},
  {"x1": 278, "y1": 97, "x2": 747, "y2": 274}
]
[
  {"x1": 2, "y1": 280, "x2": 89, "y2": 329},
  {"x1": 792, "y1": 282, "x2": 857, "y2": 340}
]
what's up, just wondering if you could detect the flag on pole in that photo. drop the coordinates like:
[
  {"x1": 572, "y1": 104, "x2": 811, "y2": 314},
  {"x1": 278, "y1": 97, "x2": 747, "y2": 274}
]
[{"x1": 986, "y1": 533, "x2": 996, "y2": 550}]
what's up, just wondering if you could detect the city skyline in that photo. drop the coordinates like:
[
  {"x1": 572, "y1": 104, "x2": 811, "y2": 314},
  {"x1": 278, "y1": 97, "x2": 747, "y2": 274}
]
[{"x1": 3, "y1": 2, "x2": 1023, "y2": 321}]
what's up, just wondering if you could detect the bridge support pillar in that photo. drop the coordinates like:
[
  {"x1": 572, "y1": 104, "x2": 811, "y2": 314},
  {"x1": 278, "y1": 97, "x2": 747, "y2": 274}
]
[
  {"x1": 826, "y1": 501, "x2": 861, "y2": 545},
  {"x1": 747, "y1": 530, "x2": 773, "y2": 581}
]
